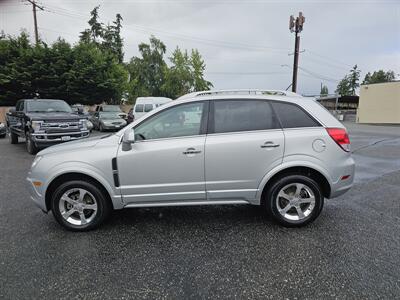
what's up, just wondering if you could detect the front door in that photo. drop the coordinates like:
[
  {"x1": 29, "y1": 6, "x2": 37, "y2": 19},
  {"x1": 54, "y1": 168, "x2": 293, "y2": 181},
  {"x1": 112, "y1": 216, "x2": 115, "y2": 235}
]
[{"x1": 117, "y1": 101, "x2": 208, "y2": 205}]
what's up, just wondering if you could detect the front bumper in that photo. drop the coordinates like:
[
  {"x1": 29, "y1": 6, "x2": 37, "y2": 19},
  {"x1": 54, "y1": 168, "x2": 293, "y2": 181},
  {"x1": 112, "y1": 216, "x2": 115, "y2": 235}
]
[
  {"x1": 27, "y1": 174, "x2": 47, "y2": 212},
  {"x1": 101, "y1": 123, "x2": 126, "y2": 130},
  {"x1": 32, "y1": 130, "x2": 90, "y2": 147}
]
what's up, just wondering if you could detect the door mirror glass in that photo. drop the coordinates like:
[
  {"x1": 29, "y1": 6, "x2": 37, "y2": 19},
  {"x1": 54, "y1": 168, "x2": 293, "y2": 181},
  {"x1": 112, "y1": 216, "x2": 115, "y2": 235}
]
[{"x1": 8, "y1": 107, "x2": 16, "y2": 113}]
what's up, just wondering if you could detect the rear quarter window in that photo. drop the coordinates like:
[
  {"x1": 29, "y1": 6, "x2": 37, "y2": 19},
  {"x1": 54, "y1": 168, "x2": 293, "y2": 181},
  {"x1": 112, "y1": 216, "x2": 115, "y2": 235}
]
[
  {"x1": 135, "y1": 104, "x2": 144, "y2": 112},
  {"x1": 271, "y1": 101, "x2": 320, "y2": 128},
  {"x1": 144, "y1": 104, "x2": 153, "y2": 112}
]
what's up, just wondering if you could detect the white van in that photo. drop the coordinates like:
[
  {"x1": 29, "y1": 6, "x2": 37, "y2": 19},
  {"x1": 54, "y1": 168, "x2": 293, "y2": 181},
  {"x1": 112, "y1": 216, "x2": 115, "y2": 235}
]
[{"x1": 133, "y1": 97, "x2": 172, "y2": 120}]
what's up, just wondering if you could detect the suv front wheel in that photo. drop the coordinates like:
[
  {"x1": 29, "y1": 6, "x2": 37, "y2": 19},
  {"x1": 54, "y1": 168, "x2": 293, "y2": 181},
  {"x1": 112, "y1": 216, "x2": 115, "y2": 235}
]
[
  {"x1": 265, "y1": 175, "x2": 324, "y2": 227},
  {"x1": 51, "y1": 181, "x2": 111, "y2": 231}
]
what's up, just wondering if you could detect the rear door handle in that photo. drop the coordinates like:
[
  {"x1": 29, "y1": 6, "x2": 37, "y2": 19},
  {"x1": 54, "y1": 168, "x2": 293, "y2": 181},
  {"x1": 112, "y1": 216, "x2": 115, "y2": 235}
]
[
  {"x1": 183, "y1": 148, "x2": 202, "y2": 155},
  {"x1": 261, "y1": 141, "x2": 280, "y2": 148}
]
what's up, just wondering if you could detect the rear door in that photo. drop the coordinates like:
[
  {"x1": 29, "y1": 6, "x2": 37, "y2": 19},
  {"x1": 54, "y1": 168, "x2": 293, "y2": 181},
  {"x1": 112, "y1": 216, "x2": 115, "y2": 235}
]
[{"x1": 205, "y1": 99, "x2": 284, "y2": 202}]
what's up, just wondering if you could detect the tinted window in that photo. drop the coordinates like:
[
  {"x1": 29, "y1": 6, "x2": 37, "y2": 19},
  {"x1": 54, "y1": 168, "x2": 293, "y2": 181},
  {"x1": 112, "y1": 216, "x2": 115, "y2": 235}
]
[
  {"x1": 144, "y1": 104, "x2": 153, "y2": 112},
  {"x1": 135, "y1": 102, "x2": 204, "y2": 140},
  {"x1": 135, "y1": 104, "x2": 144, "y2": 112},
  {"x1": 26, "y1": 100, "x2": 72, "y2": 113},
  {"x1": 213, "y1": 100, "x2": 279, "y2": 134},
  {"x1": 16, "y1": 101, "x2": 23, "y2": 111},
  {"x1": 271, "y1": 102, "x2": 320, "y2": 128}
]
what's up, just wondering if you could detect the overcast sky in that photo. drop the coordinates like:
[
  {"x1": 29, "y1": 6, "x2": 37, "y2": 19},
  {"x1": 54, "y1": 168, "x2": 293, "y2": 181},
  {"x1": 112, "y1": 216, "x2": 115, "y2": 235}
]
[{"x1": 1, "y1": 0, "x2": 399, "y2": 95}]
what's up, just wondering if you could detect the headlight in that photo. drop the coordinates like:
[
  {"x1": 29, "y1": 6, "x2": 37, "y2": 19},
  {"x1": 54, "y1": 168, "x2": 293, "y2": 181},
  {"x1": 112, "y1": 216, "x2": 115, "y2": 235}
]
[
  {"x1": 31, "y1": 155, "x2": 42, "y2": 169},
  {"x1": 80, "y1": 119, "x2": 87, "y2": 130},
  {"x1": 87, "y1": 120, "x2": 93, "y2": 129},
  {"x1": 31, "y1": 121, "x2": 42, "y2": 132},
  {"x1": 0, "y1": 123, "x2": 4, "y2": 129}
]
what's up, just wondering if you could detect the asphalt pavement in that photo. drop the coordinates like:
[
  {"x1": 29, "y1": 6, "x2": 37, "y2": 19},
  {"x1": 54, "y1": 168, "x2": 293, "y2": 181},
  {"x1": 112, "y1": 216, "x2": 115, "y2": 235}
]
[{"x1": 0, "y1": 124, "x2": 399, "y2": 299}]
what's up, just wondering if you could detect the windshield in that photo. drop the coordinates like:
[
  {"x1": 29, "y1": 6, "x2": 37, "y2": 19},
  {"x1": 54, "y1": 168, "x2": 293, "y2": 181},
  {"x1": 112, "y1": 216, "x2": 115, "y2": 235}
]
[
  {"x1": 102, "y1": 106, "x2": 121, "y2": 112},
  {"x1": 26, "y1": 100, "x2": 72, "y2": 113},
  {"x1": 100, "y1": 112, "x2": 121, "y2": 119}
]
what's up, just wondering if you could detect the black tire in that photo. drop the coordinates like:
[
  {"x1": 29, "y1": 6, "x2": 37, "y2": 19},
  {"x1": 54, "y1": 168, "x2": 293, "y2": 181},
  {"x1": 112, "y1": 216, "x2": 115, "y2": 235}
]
[
  {"x1": 9, "y1": 131, "x2": 18, "y2": 144},
  {"x1": 0, "y1": 134, "x2": 5, "y2": 139},
  {"x1": 51, "y1": 180, "x2": 112, "y2": 231},
  {"x1": 99, "y1": 123, "x2": 104, "y2": 132},
  {"x1": 26, "y1": 133, "x2": 38, "y2": 155},
  {"x1": 264, "y1": 175, "x2": 324, "y2": 227}
]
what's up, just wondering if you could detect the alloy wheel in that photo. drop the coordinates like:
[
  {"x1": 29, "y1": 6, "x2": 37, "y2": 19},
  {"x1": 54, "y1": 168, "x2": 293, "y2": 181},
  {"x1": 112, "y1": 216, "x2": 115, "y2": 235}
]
[
  {"x1": 275, "y1": 183, "x2": 316, "y2": 221},
  {"x1": 58, "y1": 188, "x2": 98, "y2": 226}
]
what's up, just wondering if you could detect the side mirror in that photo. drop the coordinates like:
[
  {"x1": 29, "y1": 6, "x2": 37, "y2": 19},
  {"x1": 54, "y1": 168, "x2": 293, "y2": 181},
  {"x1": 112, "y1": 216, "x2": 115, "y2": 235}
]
[
  {"x1": 122, "y1": 129, "x2": 135, "y2": 151},
  {"x1": 8, "y1": 107, "x2": 16, "y2": 113},
  {"x1": 78, "y1": 107, "x2": 84, "y2": 114}
]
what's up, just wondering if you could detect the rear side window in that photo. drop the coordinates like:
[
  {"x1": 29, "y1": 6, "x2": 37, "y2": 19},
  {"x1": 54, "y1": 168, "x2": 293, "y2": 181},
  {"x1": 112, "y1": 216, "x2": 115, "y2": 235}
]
[
  {"x1": 271, "y1": 102, "x2": 320, "y2": 128},
  {"x1": 135, "y1": 104, "x2": 144, "y2": 112},
  {"x1": 144, "y1": 104, "x2": 153, "y2": 112},
  {"x1": 212, "y1": 100, "x2": 279, "y2": 134}
]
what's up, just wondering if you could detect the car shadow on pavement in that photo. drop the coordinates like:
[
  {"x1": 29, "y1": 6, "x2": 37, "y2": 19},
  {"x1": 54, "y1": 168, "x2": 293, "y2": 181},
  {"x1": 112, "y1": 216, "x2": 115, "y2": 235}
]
[{"x1": 103, "y1": 204, "x2": 276, "y2": 230}]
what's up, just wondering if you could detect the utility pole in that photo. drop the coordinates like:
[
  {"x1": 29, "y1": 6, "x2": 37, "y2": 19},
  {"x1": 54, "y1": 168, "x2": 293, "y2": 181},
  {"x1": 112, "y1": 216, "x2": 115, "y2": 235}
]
[
  {"x1": 25, "y1": 0, "x2": 44, "y2": 45},
  {"x1": 289, "y1": 12, "x2": 305, "y2": 93}
]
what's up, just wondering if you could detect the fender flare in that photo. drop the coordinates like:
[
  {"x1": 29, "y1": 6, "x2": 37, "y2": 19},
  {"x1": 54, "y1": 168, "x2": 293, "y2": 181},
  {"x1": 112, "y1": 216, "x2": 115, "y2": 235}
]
[
  {"x1": 44, "y1": 161, "x2": 123, "y2": 210},
  {"x1": 255, "y1": 160, "x2": 333, "y2": 204}
]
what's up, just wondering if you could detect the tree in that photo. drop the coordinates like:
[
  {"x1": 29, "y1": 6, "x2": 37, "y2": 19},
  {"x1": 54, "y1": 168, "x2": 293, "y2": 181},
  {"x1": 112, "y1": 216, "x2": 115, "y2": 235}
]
[
  {"x1": 80, "y1": 6, "x2": 103, "y2": 44},
  {"x1": 161, "y1": 47, "x2": 212, "y2": 99},
  {"x1": 102, "y1": 14, "x2": 124, "y2": 63},
  {"x1": 320, "y1": 84, "x2": 328, "y2": 97},
  {"x1": 362, "y1": 70, "x2": 396, "y2": 85},
  {"x1": 190, "y1": 49, "x2": 213, "y2": 92},
  {"x1": 335, "y1": 65, "x2": 360, "y2": 96},
  {"x1": 126, "y1": 36, "x2": 167, "y2": 101},
  {"x1": 0, "y1": 32, "x2": 128, "y2": 106}
]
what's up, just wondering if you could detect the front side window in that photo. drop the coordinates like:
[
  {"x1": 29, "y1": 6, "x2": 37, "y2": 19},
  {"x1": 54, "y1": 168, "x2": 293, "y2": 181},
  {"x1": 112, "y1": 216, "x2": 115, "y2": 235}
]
[
  {"x1": 135, "y1": 104, "x2": 144, "y2": 112},
  {"x1": 134, "y1": 102, "x2": 205, "y2": 140},
  {"x1": 271, "y1": 102, "x2": 320, "y2": 128},
  {"x1": 212, "y1": 100, "x2": 279, "y2": 134},
  {"x1": 144, "y1": 104, "x2": 153, "y2": 112}
]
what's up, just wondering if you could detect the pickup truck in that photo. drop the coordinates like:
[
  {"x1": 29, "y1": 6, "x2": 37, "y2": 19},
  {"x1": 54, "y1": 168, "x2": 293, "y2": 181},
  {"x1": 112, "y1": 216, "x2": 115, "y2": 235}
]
[{"x1": 6, "y1": 99, "x2": 90, "y2": 154}]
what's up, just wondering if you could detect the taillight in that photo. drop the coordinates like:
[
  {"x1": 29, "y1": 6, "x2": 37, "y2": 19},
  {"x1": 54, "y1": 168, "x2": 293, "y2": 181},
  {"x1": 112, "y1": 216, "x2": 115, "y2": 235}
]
[{"x1": 326, "y1": 128, "x2": 350, "y2": 152}]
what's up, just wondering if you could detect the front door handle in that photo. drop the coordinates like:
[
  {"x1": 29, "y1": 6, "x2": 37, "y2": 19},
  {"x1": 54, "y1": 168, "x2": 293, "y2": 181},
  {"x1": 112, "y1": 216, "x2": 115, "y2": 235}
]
[
  {"x1": 261, "y1": 141, "x2": 280, "y2": 148},
  {"x1": 183, "y1": 148, "x2": 202, "y2": 155}
]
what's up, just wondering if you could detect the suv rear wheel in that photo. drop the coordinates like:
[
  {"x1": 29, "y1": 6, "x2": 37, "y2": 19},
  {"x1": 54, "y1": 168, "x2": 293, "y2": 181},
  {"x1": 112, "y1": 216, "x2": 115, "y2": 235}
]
[
  {"x1": 51, "y1": 180, "x2": 111, "y2": 231},
  {"x1": 265, "y1": 175, "x2": 324, "y2": 227}
]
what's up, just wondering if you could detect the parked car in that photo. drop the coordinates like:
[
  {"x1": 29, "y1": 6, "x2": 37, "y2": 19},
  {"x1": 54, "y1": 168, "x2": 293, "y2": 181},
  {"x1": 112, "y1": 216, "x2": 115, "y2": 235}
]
[
  {"x1": 0, "y1": 122, "x2": 6, "y2": 138},
  {"x1": 133, "y1": 97, "x2": 172, "y2": 120},
  {"x1": 7, "y1": 99, "x2": 90, "y2": 154},
  {"x1": 90, "y1": 111, "x2": 127, "y2": 131},
  {"x1": 27, "y1": 89, "x2": 355, "y2": 231},
  {"x1": 71, "y1": 104, "x2": 93, "y2": 132},
  {"x1": 95, "y1": 104, "x2": 127, "y2": 120}
]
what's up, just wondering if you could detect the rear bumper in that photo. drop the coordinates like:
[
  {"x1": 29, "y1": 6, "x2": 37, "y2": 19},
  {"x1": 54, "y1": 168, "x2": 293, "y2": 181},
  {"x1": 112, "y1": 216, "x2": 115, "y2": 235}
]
[{"x1": 329, "y1": 156, "x2": 355, "y2": 198}]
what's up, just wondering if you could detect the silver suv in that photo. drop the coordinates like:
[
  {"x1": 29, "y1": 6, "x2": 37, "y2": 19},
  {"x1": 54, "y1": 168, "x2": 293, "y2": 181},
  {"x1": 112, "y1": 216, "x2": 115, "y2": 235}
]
[{"x1": 27, "y1": 90, "x2": 355, "y2": 231}]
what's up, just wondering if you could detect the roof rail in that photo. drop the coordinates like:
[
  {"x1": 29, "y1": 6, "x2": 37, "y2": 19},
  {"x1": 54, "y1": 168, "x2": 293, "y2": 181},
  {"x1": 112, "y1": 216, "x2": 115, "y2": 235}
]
[{"x1": 177, "y1": 89, "x2": 301, "y2": 100}]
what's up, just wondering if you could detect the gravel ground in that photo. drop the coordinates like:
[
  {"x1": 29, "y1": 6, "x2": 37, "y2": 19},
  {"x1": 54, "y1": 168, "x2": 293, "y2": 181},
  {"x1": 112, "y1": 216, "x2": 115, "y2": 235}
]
[{"x1": 0, "y1": 125, "x2": 399, "y2": 299}]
